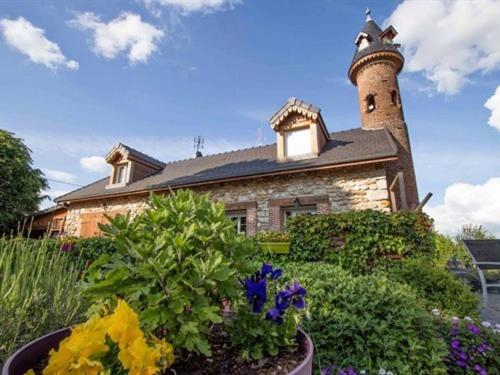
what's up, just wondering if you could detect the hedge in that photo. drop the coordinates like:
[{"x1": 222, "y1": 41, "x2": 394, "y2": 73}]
[
  {"x1": 283, "y1": 262, "x2": 447, "y2": 374},
  {"x1": 285, "y1": 210, "x2": 435, "y2": 274}
]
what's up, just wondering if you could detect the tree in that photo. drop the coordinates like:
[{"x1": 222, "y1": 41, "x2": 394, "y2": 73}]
[
  {"x1": 455, "y1": 224, "x2": 495, "y2": 241},
  {"x1": 0, "y1": 130, "x2": 47, "y2": 233}
]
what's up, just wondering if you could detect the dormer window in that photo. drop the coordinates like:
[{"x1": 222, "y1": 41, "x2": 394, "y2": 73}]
[
  {"x1": 104, "y1": 143, "x2": 165, "y2": 189},
  {"x1": 354, "y1": 32, "x2": 372, "y2": 51},
  {"x1": 269, "y1": 97, "x2": 330, "y2": 161},
  {"x1": 366, "y1": 94, "x2": 376, "y2": 112},
  {"x1": 285, "y1": 128, "x2": 312, "y2": 158},
  {"x1": 113, "y1": 163, "x2": 128, "y2": 184}
]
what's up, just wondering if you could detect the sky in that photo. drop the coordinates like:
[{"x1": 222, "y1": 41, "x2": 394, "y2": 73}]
[{"x1": 1, "y1": 0, "x2": 499, "y2": 236}]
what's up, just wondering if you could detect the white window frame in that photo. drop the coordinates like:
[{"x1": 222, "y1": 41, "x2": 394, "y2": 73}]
[
  {"x1": 113, "y1": 163, "x2": 128, "y2": 184},
  {"x1": 228, "y1": 211, "x2": 247, "y2": 235}
]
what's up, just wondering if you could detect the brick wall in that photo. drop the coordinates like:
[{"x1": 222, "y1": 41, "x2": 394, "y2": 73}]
[{"x1": 351, "y1": 53, "x2": 419, "y2": 209}]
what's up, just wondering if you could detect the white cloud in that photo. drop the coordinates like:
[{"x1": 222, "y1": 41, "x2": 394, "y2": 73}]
[
  {"x1": 425, "y1": 178, "x2": 500, "y2": 237},
  {"x1": 143, "y1": 0, "x2": 241, "y2": 15},
  {"x1": 484, "y1": 86, "x2": 500, "y2": 131},
  {"x1": 80, "y1": 156, "x2": 110, "y2": 173},
  {"x1": 69, "y1": 12, "x2": 164, "y2": 64},
  {"x1": 42, "y1": 169, "x2": 75, "y2": 184},
  {"x1": 386, "y1": 0, "x2": 500, "y2": 95},
  {"x1": 0, "y1": 17, "x2": 78, "y2": 70}
]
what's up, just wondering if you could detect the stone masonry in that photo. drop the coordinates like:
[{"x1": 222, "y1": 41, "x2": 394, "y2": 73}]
[{"x1": 63, "y1": 164, "x2": 390, "y2": 237}]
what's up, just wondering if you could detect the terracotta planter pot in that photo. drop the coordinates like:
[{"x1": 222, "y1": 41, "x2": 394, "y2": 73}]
[
  {"x1": 2, "y1": 327, "x2": 71, "y2": 375},
  {"x1": 3, "y1": 327, "x2": 314, "y2": 375}
]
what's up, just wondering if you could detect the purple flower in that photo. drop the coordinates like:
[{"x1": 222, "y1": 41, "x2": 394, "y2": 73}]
[
  {"x1": 458, "y1": 351, "x2": 468, "y2": 361},
  {"x1": 474, "y1": 364, "x2": 488, "y2": 375},
  {"x1": 455, "y1": 359, "x2": 468, "y2": 369},
  {"x1": 278, "y1": 282, "x2": 307, "y2": 309},
  {"x1": 468, "y1": 323, "x2": 481, "y2": 336},
  {"x1": 244, "y1": 276, "x2": 267, "y2": 313},
  {"x1": 265, "y1": 307, "x2": 284, "y2": 325},
  {"x1": 260, "y1": 263, "x2": 283, "y2": 280},
  {"x1": 477, "y1": 342, "x2": 492, "y2": 353},
  {"x1": 451, "y1": 339, "x2": 460, "y2": 350}
]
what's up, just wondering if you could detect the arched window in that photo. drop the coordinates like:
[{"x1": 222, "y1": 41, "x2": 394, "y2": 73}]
[
  {"x1": 391, "y1": 90, "x2": 399, "y2": 106},
  {"x1": 366, "y1": 94, "x2": 375, "y2": 113}
]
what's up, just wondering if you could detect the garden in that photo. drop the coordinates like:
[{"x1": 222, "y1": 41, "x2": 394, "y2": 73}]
[{"x1": 1, "y1": 190, "x2": 499, "y2": 375}]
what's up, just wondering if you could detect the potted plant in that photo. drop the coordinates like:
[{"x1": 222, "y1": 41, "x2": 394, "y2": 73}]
[
  {"x1": 258, "y1": 231, "x2": 292, "y2": 254},
  {"x1": 3, "y1": 300, "x2": 174, "y2": 375},
  {"x1": 4, "y1": 191, "x2": 314, "y2": 375}
]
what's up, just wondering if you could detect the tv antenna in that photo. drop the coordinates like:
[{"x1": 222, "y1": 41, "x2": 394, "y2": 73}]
[{"x1": 193, "y1": 136, "x2": 204, "y2": 158}]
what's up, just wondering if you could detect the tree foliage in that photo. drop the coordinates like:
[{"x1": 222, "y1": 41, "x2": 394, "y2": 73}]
[{"x1": 0, "y1": 130, "x2": 47, "y2": 233}]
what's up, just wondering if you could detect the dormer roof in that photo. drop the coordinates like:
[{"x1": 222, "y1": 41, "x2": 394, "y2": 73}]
[
  {"x1": 105, "y1": 143, "x2": 165, "y2": 169},
  {"x1": 269, "y1": 97, "x2": 321, "y2": 129}
]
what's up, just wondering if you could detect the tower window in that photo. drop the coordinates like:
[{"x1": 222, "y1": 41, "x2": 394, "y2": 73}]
[
  {"x1": 391, "y1": 90, "x2": 400, "y2": 106},
  {"x1": 366, "y1": 94, "x2": 375, "y2": 113}
]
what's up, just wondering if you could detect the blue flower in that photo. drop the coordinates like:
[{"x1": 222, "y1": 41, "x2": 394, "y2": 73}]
[
  {"x1": 278, "y1": 282, "x2": 307, "y2": 309},
  {"x1": 260, "y1": 263, "x2": 283, "y2": 280},
  {"x1": 244, "y1": 276, "x2": 267, "y2": 313},
  {"x1": 265, "y1": 307, "x2": 284, "y2": 324}
]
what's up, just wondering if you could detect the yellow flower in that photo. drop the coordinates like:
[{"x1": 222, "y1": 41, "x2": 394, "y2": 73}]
[
  {"x1": 68, "y1": 357, "x2": 105, "y2": 375},
  {"x1": 24, "y1": 371, "x2": 36, "y2": 375},
  {"x1": 152, "y1": 336, "x2": 175, "y2": 369},
  {"x1": 107, "y1": 299, "x2": 143, "y2": 350},
  {"x1": 43, "y1": 315, "x2": 108, "y2": 374},
  {"x1": 126, "y1": 337, "x2": 161, "y2": 375}
]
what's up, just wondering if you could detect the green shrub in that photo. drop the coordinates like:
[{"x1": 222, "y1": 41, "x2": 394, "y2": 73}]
[
  {"x1": 388, "y1": 258, "x2": 479, "y2": 317},
  {"x1": 85, "y1": 191, "x2": 255, "y2": 356},
  {"x1": 286, "y1": 210, "x2": 435, "y2": 273},
  {"x1": 0, "y1": 237, "x2": 86, "y2": 362},
  {"x1": 283, "y1": 262, "x2": 447, "y2": 374},
  {"x1": 65, "y1": 237, "x2": 117, "y2": 268}
]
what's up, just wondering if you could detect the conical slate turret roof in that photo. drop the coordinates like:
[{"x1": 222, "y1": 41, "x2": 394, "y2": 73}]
[{"x1": 351, "y1": 9, "x2": 402, "y2": 67}]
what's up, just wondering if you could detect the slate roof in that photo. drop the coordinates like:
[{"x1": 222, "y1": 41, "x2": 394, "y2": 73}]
[
  {"x1": 351, "y1": 17, "x2": 402, "y2": 67},
  {"x1": 107, "y1": 143, "x2": 165, "y2": 168},
  {"x1": 55, "y1": 128, "x2": 398, "y2": 203},
  {"x1": 269, "y1": 97, "x2": 321, "y2": 126}
]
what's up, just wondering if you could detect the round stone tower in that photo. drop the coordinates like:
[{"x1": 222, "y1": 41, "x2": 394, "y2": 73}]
[{"x1": 348, "y1": 10, "x2": 419, "y2": 210}]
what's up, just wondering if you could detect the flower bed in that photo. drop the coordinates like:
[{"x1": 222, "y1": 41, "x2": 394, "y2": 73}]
[{"x1": 3, "y1": 191, "x2": 313, "y2": 375}]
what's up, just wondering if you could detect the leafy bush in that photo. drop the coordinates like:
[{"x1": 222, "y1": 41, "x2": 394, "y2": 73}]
[
  {"x1": 229, "y1": 263, "x2": 306, "y2": 360},
  {"x1": 439, "y1": 315, "x2": 500, "y2": 374},
  {"x1": 283, "y1": 262, "x2": 447, "y2": 374},
  {"x1": 388, "y1": 258, "x2": 478, "y2": 317},
  {"x1": 65, "y1": 237, "x2": 117, "y2": 268},
  {"x1": 0, "y1": 237, "x2": 86, "y2": 362},
  {"x1": 286, "y1": 210, "x2": 435, "y2": 273},
  {"x1": 85, "y1": 191, "x2": 254, "y2": 356}
]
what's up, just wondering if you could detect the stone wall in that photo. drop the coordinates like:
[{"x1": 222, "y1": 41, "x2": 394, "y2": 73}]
[{"x1": 64, "y1": 164, "x2": 390, "y2": 237}]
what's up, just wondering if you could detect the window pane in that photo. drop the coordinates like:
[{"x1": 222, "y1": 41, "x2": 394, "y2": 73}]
[{"x1": 284, "y1": 128, "x2": 311, "y2": 157}]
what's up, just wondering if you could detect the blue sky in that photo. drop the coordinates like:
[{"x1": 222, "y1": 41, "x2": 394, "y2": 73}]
[{"x1": 1, "y1": 0, "x2": 499, "y2": 235}]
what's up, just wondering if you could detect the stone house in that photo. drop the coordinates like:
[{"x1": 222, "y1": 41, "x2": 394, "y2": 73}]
[{"x1": 54, "y1": 11, "x2": 419, "y2": 238}]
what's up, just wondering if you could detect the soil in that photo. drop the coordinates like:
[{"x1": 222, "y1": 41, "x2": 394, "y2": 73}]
[{"x1": 166, "y1": 325, "x2": 306, "y2": 375}]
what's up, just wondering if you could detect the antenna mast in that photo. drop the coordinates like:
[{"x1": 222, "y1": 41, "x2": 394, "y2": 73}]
[{"x1": 193, "y1": 136, "x2": 204, "y2": 158}]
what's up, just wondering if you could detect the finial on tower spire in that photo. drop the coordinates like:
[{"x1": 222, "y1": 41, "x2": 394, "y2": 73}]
[{"x1": 365, "y1": 8, "x2": 372, "y2": 22}]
